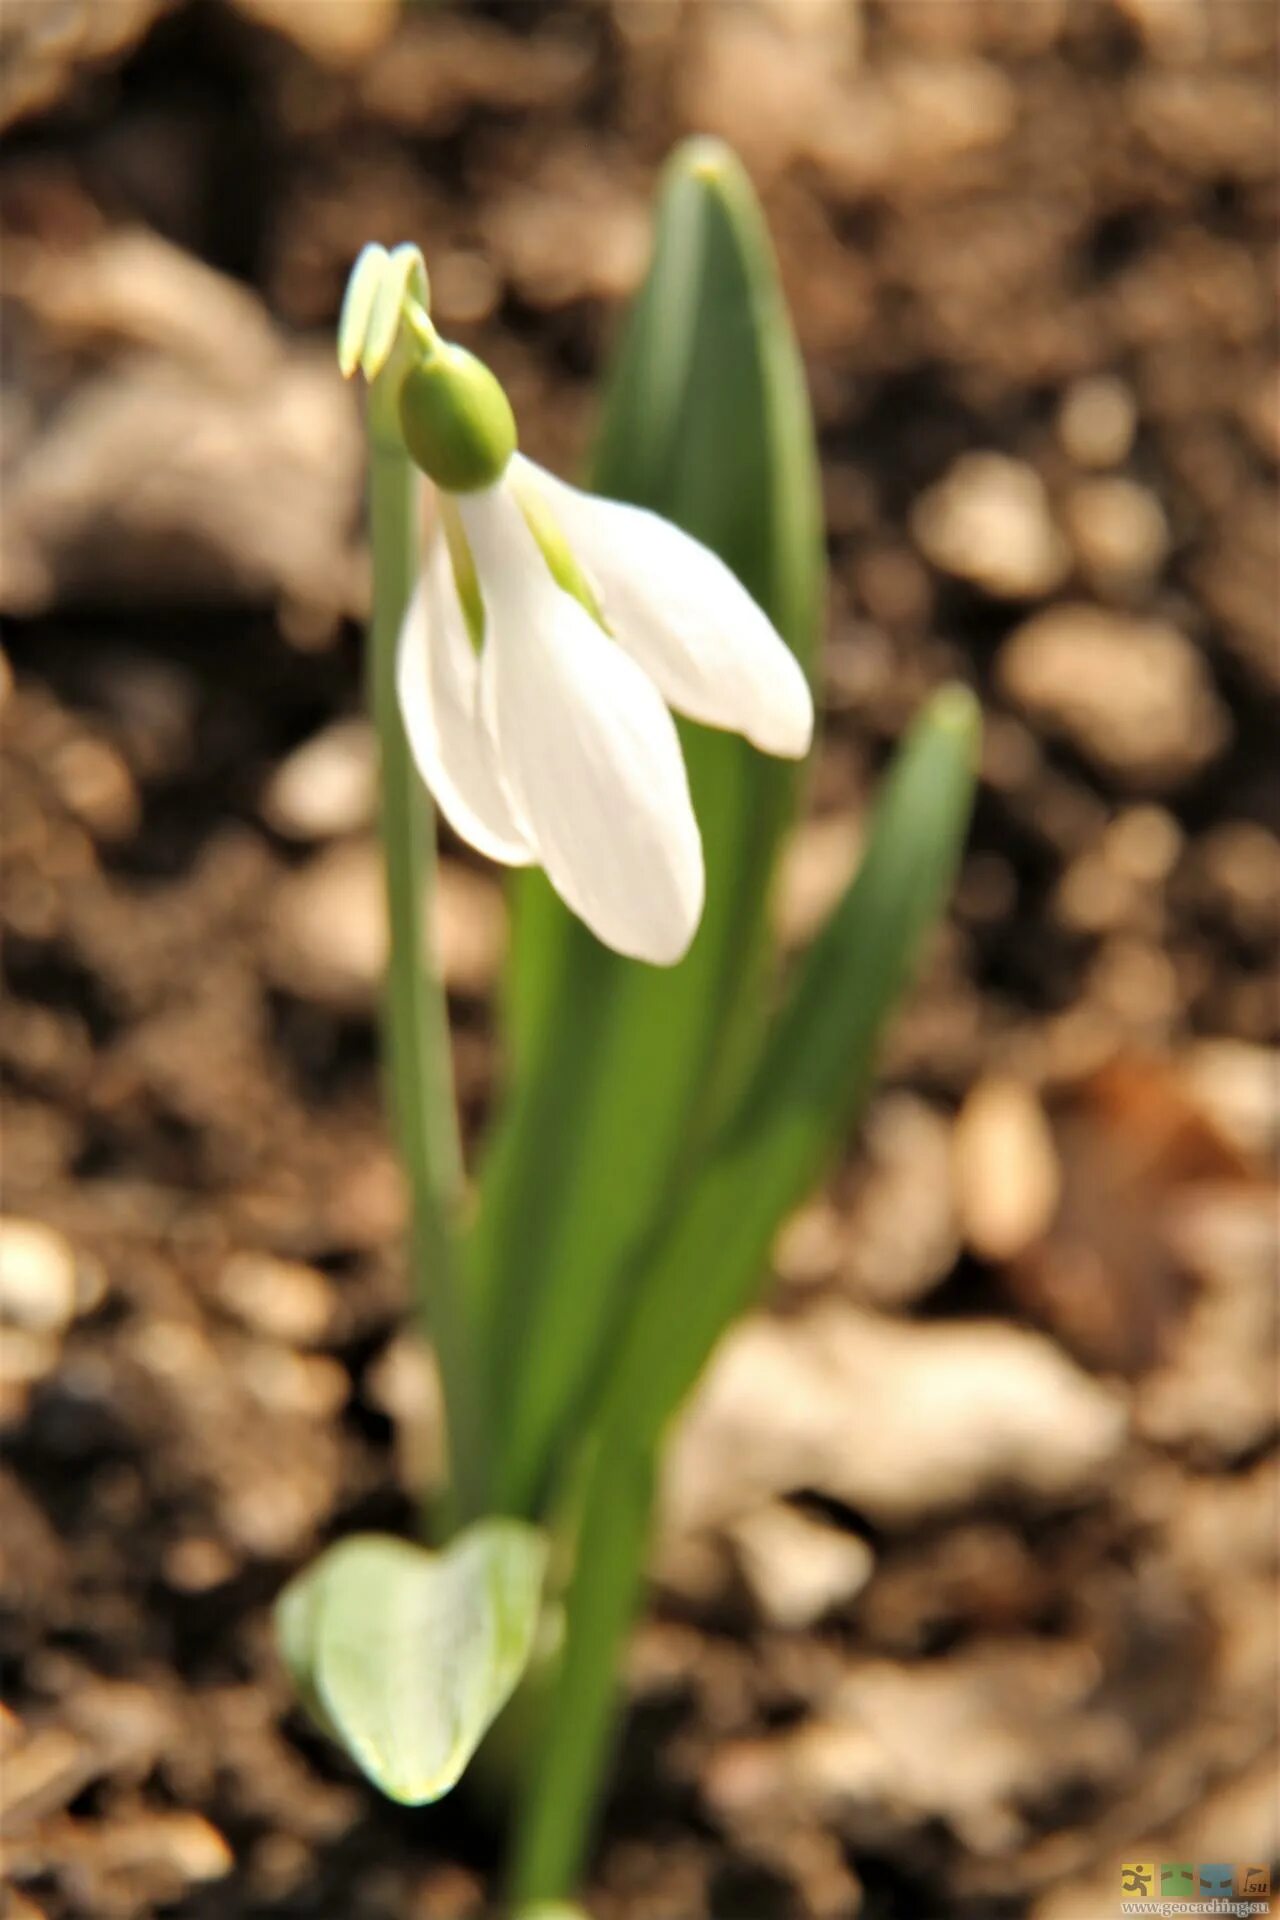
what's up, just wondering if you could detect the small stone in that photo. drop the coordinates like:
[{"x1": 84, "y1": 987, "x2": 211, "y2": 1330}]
[
  {"x1": 0, "y1": 1218, "x2": 79, "y2": 1333},
  {"x1": 980, "y1": 714, "x2": 1042, "y2": 794},
  {"x1": 680, "y1": 6, "x2": 838, "y2": 180},
  {"x1": 268, "y1": 839, "x2": 383, "y2": 1008},
  {"x1": 954, "y1": 851, "x2": 1018, "y2": 926},
  {"x1": 433, "y1": 858, "x2": 505, "y2": 998},
  {"x1": 163, "y1": 1536, "x2": 238, "y2": 1593},
  {"x1": 843, "y1": 1094, "x2": 960, "y2": 1306},
  {"x1": 268, "y1": 840, "x2": 504, "y2": 1008},
  {"x1": 324, "y1": 1148, "x2": 407, "y2": 1249},
  {"x1": 1139, "y1": 1186, "x2": 1278, "y2": 1460},
  {"x1": 775, "y1": 1196, "x2": 844, "y2": 1291},
  {"x1": 885, "y1": 56, "x2": 1017, "y2": 167},
  {"x1": 1053, "y1": 847, "x2": 1133, "y2": 935},
  {"x1": 360, "y1": 16, "x2": 591, "y2": 132},
  {"x1": 774, "y1": 1639, "x2": 1119, "y2": 1855},
  {"x1": 1192, "y1": 821, "x2": 1280, "y2": 944},
  {"x1": 365, "y1": 1332, "x2": 447, "y2": 1495},
  {"x1": 1064, "y1": 477, "x2": 1170, "y2": 592},
  {"x1": 1104, "y1": 805, "x2": 1184, "y2": 884},
  {"x1": 131, "y1": 1317, "x2": 214, "y2": 1387},
  {"x1": 4, "y1": 1890, "x2": 50, "y2": 1920},
  {"x1": 223, "y1": 1470, "x2": 331, "y2": 1560},
  {"x1": 776, "y1": 814, "x2": 863, "y2": 948},
  {"x1": 664, "y1": 1304, "x2": 1127, "y2": 1535},
  {"x1": 66, "y1": 1675, "x2": 172, "y2": 1773},
  {"x1": 912, "y1": 453, "x2": 1071, "y2": 599},
  {"x1": 0, "y1": 1328, "x2": 61, "y2": 1425},
  {"x1": 4, "y1": 229, "x2": 363, "y2": 620},
  {"x1": 953, "y1": 1078, "x2": 1062, "y2": 1263},
  {"x1": 1242, "y1": 364, "x2": 1280, "y2": 462},
  {"x1": 431, "y1": 250, "x2": 501, "y2": 329},
  {"x1": 0, "y1": 1325, "x2": 60, "y2": 1382},
  {"x1": 1087, "y1": 937, "x2": 1180, "y2": 1034},
  {"x1": 249, "y1": 1833, "x2": 312, "y2": 1902},
  {"x1": 164, "y1": 1814, "x2": 235, "y2": 1884},
  {"x1": 260, "y1": 718, "x2": 376, "y2": 841},
  {"x1": 997, "y1": 604, "x2": 1230, "y2": 789},
  {"x1": 85, "y1": 652, "x2": 198, "y2": 781},
  {"x1": 239, "y1": 1344, "x2": 349, "y2": 1420},
  {"x1": 0, "y1": 1723, "x2": 96, "y2": 1826},
  {"x1": 0, "y1": 0, "x2": 169, "y2": 135},
  {"x1": 409, "y1": 1862, "x2": 489, "y2": 1920},
  {"x1": 215, "y1": 1251, "x2": 335, "y2": 1346},
  {"x1": 47, "y1": 734, "x2": 140, "y2": 841},
  {"x1": 1114, "y1": 0, "x2": 1212, "y2": 60},
  {"x1": 1182, "y1": 1041, "x2": 1280, "y2": 1163},
  {"x1": 701, "y1": 1734, "x2": 789, "y2": 1822},
  {"x1": 482, "y1": 158, "x2": 651, "y2": 307},
  {"x1": 1053, "y1": 805, "x2": 1183, "y2": 935},
  {"x1": 228, "y1": 0, "x2": 398, "y2": 64},
  {"x1": 851, "y1": 545, "x2": 932, "y2": 630},
  {"x1": 651, "y1": 1527, "x2": 735, "y2": 1608},
  {"x1": 1057, "y1": 375, "x2": 1138, "y2": 468},
  {"x1": 730, "y1": 1502, "x2": 874, "y2": 1629},
  {"x1": 810, "y1": 56, "x2": 1016, "y2": 195},
  {"x1": 101, "y1": 1809, "x2": 233, "y2": 1884}
]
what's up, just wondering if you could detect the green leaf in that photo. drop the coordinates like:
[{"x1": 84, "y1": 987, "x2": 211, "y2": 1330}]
[
  {"x1": 600, "y1": 685, "x2": 982, "y2": 1441},
  {"x1": 470, "y1": 136, "x2": 824, "y2": 1516},
  {"x1": 509, "y1": 1440, "x2": 654, "y2": 1904},
  {"x1": 510, "y1": 685, "x2": 980, "y2": 1899},
  {"x1": 276, "y1": 1521, "x2": 547, "y2": 1806}
]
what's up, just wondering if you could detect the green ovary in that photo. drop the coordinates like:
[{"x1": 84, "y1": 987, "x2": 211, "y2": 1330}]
[{"x1": 398, "y1": 343, "x2": 517, "y2": 493}]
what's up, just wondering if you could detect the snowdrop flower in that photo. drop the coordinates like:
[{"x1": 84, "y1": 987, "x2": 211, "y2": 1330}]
[{"x1": 356, "y1": 263, "x2": 813, "y2": 965}]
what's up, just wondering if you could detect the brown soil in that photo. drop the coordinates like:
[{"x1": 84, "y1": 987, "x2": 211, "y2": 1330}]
[{"x1": 1, "y1": 4, "x2": 1276, "y2": 1918}]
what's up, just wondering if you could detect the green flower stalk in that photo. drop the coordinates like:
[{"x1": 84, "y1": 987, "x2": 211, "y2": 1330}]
[{"x1": 347, "y1": 243, "x2": 483, "y2": 1530}]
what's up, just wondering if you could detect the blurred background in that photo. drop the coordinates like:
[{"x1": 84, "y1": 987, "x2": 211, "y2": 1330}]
[{"x1": 0, "y1": 2, "x2": 1276, "y2": 1916}]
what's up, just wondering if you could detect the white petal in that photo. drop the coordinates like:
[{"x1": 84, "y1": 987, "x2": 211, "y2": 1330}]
[
  {"x1": 458, "y1": 481, "x2": 704, "y2": 966},
  {"x1": 515, "y1": 455, "x2": 814, "y2": 759},
  {"x1": 396, "y1": 525, "x2": 534, "y2": 865}
]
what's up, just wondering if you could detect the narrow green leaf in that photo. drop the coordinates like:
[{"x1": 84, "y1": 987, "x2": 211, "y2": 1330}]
[
  {"x1": 510, "y1": 1442, "x2": 654, "y2": 1904},
  {"x1": 511, "y1": 686, "x2": 980, "y2": 1898},
  {"x1": 471, "y1": 136, "x2": 824, "y2": 1516},
  {"x1": 276, "y1": 1521, "x2": 547, "y2": 1806},
  {"x1": 601, "y1": 685, "x2": 981, "y2": 1441}
]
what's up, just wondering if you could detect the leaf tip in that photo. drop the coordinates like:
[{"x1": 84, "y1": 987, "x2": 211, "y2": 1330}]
[
  {"x1": 676, "y1": 133, "x2": 736, "y2": 184},
  {"x1": 925, "y1": 682, "x2": 983, "y2": 755},
  {"x1": 667, "y1": 134, "x2": 757, "y2": 223}
]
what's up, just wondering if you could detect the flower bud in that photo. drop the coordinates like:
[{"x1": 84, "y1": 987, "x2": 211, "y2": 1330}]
[{"x1": 398, "y1": 344, "x2": 517, "y2": 492}]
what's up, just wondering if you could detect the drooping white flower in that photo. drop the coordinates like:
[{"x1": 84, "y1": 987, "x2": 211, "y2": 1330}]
[
  {"x1": 337, "y1": 244, "x2": 813, "y2": 966},
  {"x1": 396, "y1": 453, "x2": 813, "y2": 966}
]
